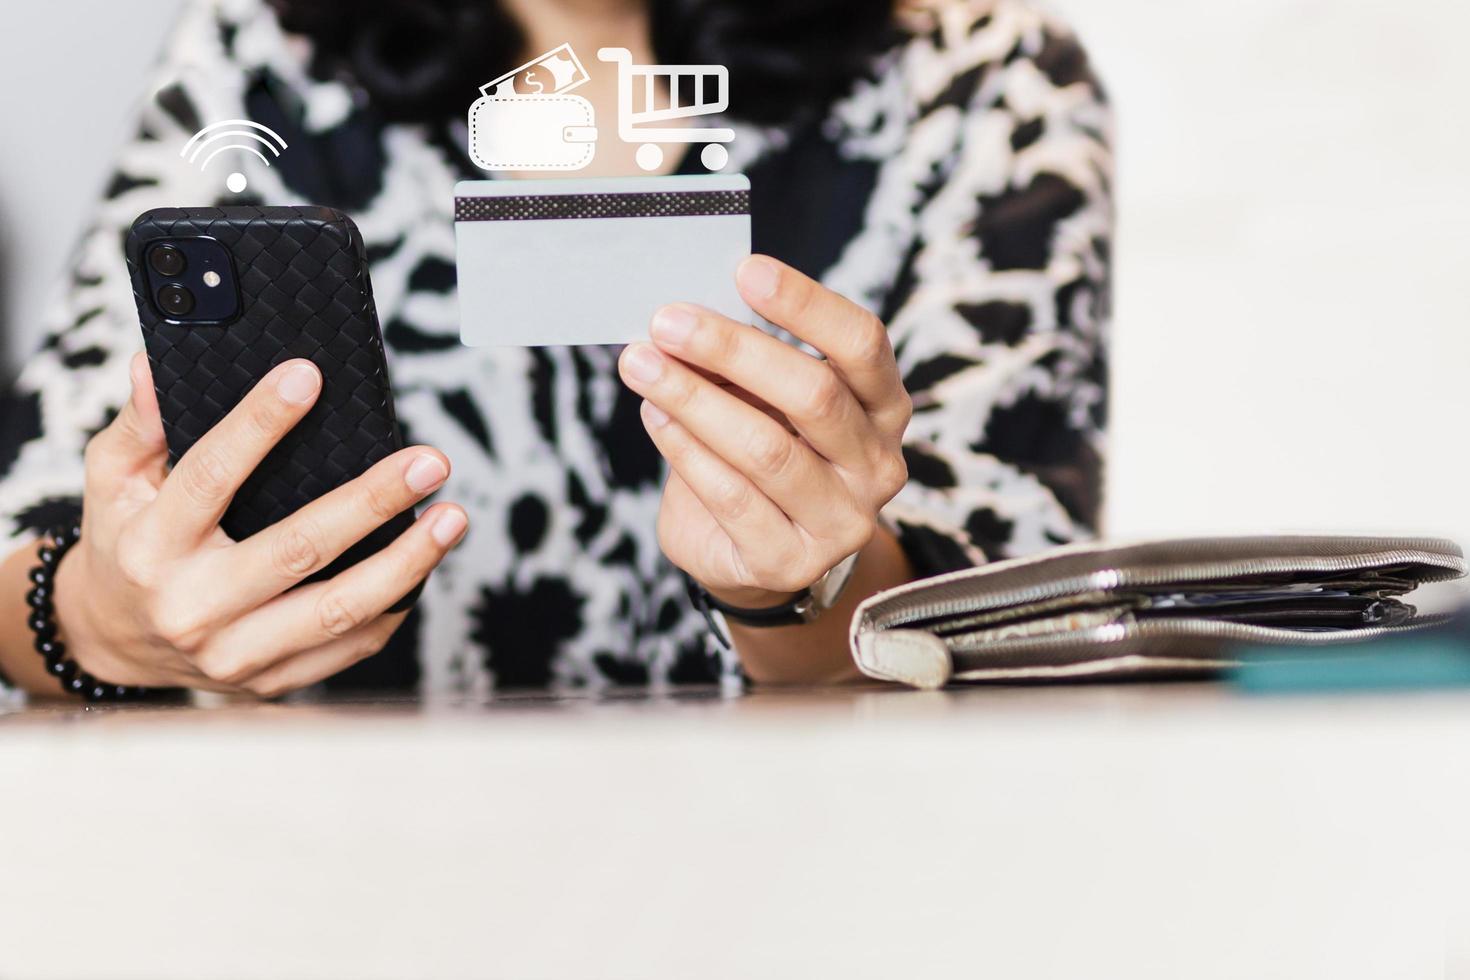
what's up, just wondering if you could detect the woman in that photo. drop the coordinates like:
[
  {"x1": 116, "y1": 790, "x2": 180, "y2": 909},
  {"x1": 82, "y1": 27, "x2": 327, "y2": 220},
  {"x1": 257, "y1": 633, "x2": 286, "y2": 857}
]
[{"x1": 0, "y1": 0, "x2": 1111, "y2": 698}]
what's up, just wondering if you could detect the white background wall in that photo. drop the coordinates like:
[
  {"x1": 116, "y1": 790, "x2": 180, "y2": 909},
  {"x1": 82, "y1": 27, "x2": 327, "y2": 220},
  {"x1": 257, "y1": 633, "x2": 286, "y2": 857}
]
[
  {"x1": 1, "y1": 0, "x2": 1466, "y2": 547},
  {"x1": 1064, "y1": 0, "x2": 1470, "y2": 549},
  {"x1": 0, "y1": 0, "x2": 182, "y2": 371}
]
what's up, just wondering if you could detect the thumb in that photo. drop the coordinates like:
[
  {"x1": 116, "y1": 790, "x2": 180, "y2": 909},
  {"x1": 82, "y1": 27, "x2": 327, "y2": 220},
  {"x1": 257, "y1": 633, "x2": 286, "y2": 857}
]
[{"x1": 88, "y1": 352, "x2": 168, "y2": 480}]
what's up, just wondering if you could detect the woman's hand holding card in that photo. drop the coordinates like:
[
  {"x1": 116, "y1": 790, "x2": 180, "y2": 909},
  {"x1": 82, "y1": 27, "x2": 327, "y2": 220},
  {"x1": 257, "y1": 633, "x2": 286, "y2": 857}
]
[{"x1": 618, "y1": 255, "x2": 912, "y2": 610}]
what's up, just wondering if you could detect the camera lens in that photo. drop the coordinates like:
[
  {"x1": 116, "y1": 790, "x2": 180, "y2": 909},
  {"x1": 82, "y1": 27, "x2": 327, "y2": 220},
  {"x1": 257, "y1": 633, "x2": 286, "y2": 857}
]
[
  {"x1": 149, "y1": 244, "x2": 187, "y2": 277},
  {"x1": 157, "y1": 284, "x2": 196, "y2": 317}
]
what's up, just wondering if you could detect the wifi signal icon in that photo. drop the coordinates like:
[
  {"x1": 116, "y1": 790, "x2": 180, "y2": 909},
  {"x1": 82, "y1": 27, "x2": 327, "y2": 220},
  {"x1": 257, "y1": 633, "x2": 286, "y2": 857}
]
[{"x1": 180, "y1": 119, "x2": 289, "y2": 194}]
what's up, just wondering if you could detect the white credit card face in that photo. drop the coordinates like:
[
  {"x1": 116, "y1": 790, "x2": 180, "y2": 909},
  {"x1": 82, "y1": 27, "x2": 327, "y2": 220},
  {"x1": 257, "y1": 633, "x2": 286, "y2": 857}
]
[{"x1": 454, "y1": 174, "x2": 752, "y2": 346}]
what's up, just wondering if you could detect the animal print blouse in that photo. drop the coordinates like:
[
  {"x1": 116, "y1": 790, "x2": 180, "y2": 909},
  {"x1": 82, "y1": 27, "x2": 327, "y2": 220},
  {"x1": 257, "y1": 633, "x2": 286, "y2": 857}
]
[{"x1": 0, "y1": 0, "x2": 1112, "y2": 695}]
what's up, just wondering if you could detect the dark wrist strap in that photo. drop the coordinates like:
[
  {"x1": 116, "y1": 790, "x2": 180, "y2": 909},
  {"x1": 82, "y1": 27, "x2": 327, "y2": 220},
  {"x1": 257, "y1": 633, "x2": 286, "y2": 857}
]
[
  {"x1": 685, "y1": 576, "x2": 810, "y2": 650},
  {"x1": 25, "y1": 520, "x2": 176, "y2": 703},
  {"x1": 697, "y1": 584, "x2": 812, "y2": 627}
]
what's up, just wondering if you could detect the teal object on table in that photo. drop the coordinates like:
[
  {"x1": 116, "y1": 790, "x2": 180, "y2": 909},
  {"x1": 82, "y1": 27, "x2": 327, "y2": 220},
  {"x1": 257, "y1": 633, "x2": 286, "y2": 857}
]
[{"x1": 1231, "y1": 631, "x2": 1470, "y2": 694}]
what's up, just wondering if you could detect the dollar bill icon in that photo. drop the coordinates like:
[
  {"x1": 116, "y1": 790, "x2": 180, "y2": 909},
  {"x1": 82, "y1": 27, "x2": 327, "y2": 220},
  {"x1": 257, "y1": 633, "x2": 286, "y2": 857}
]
[{"x1": 482, "y1": 43, "x2": 592, "y2": 98}]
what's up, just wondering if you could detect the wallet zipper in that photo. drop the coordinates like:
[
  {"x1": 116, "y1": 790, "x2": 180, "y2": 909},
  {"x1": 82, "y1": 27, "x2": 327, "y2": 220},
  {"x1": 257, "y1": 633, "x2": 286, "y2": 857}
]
[
  {"x1": 946, "y1": 615, "x2": 1452, "y2": 669},
  {"x1": 869, "y1": 549, "x2": 1466, "y2": 632}
]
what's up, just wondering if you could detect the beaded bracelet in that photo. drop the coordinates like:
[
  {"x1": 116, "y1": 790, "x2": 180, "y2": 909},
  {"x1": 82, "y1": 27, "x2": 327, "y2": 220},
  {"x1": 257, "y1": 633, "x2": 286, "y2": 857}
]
[{"x1": 26, "y1": 520, "x2": 169, "y2": 703}]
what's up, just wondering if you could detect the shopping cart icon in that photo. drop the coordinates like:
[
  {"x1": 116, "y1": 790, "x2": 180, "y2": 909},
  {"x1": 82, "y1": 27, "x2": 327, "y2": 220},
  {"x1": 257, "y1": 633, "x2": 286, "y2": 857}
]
[{"x1": 597, "y1": 47, "x2": 736, "y2": 173}]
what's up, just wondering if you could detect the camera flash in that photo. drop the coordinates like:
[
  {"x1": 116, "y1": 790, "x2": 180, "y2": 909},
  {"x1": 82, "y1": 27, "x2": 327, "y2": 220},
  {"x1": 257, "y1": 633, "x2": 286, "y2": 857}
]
[{"x1": 202, "y1": 271, "x2": 222, "y2": 288}]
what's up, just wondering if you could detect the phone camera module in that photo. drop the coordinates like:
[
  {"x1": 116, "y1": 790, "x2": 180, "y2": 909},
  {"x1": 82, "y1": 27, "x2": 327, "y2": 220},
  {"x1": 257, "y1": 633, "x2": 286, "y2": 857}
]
[
  {"x1": 142, "y1": 237, "x2": 238, "y2": 322},
  {"x1": 149, "y1": 244, "x2": 187, "y2": 278},
  {"x1": 157, "y1": 283, "x2": 196, "y2": 317}
]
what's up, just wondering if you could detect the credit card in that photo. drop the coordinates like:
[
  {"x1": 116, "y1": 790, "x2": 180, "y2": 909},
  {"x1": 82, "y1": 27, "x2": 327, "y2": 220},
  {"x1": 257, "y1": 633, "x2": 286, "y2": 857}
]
[{"x1": 453, "y1": 174, "x2": 752, "y2": 347}]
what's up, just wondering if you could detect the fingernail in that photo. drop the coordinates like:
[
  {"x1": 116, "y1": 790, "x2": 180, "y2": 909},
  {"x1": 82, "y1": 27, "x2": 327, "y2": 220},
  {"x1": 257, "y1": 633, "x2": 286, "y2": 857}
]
[
  {"x1": 650, "y1": 306, "x2": 698, "y2": 346},
  {"x1": 737, "y1": 256, "x2": 780, "y2": 301},
  {"x1": 276, "y1": 363, "x2": 321, "y2": 404},
  {"x1": 621, "y1": 343, "x2": 664, "y2": 384},
  {"x1": 430, "y1": 507, "x2": 467, "y2": 547},
  {"x1": 641, "y1": 400, "x2": 670, "y2": 429},
  {"x1": 404, "y1": 454, "x2": 448, "y2": 493}
]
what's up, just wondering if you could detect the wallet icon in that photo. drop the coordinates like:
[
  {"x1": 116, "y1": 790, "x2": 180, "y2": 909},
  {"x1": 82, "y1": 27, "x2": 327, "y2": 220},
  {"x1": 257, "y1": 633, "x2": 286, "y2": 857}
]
[{"x1": 468, "y1": 44, "x2": 599, "y2": 172}]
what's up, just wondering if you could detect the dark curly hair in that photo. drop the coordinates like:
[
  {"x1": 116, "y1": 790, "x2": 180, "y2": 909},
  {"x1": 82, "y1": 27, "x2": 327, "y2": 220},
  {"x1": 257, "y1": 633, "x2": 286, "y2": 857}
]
[{"x1": 268, "y1": 0, "x2": 899, "y2": 126}]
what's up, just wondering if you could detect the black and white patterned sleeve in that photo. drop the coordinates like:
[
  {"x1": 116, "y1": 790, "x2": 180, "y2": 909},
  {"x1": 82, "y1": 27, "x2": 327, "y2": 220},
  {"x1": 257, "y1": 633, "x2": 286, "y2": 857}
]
[
  {"x1": 878, "y1": 6, "x2": 1114, "y2": 576},
  {"x1": 0, "y1": 8, "x2": 243, "y2": 602}
]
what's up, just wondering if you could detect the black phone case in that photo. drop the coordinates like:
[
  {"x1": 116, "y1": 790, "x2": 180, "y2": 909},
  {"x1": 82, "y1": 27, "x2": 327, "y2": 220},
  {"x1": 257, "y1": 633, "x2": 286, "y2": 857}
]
[{"x1": 125, "y1": 206, "x2": 421, "y2": 610}]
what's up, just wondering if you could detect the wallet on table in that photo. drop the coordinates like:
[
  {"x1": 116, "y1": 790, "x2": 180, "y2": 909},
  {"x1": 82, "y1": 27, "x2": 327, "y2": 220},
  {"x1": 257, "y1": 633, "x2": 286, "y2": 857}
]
[{"x1": 849, "y1": 535, "x2": 1467, "y2": 689}]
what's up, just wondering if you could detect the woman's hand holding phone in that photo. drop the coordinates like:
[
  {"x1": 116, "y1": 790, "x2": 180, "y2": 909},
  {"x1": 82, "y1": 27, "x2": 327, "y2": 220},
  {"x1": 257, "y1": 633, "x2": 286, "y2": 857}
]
[
  {"x1": 619, "y1": 255, "x2": 912, "y2": 613},
  {"x1": 52, "y1": 352, "x2": 467, "y2": 697}
]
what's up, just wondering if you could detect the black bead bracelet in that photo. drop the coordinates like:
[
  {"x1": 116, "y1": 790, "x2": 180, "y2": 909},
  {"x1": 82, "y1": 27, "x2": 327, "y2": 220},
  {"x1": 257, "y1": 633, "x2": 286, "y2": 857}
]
[{"x1": 26, "y1": 520, "x2": 169, "y2": 703}]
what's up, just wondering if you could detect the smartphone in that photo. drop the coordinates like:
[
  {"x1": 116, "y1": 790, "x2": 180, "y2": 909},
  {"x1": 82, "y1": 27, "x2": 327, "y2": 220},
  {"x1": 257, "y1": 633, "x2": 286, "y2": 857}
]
[{"x1": 125, "y1": 205, "x2": 421, "y2": 609}]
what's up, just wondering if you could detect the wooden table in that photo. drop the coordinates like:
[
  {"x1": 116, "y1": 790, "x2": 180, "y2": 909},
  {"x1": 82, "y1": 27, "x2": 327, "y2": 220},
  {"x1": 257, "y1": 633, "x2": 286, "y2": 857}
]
[{"x1": 2, "y1": 683, "x2": 1468, "y2": 979}]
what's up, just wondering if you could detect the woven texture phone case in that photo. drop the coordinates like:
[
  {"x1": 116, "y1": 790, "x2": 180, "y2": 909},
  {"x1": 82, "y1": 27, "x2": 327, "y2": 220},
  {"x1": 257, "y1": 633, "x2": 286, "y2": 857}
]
[{"x1": 125, "y1": 206, "x2": 414, "y2": 594}]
